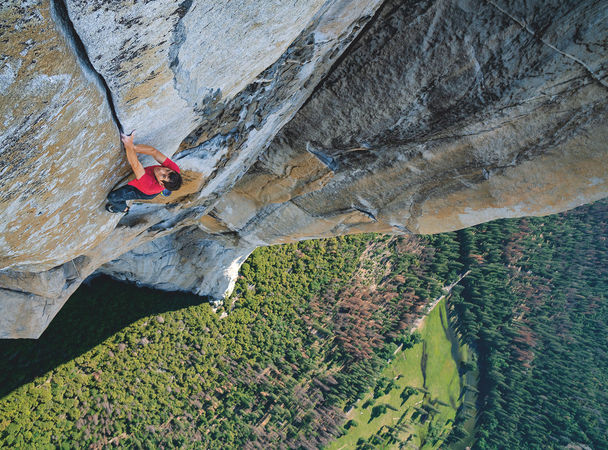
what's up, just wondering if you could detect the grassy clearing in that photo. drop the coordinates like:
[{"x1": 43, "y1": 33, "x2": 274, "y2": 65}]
[{"x1": 326, "y1": 298, "x2": 476, "y2": 449}]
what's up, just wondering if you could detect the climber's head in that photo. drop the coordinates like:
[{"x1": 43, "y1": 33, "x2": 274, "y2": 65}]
[{"x1": 154, "y1": 166, "x2": 183, "y2": 191}]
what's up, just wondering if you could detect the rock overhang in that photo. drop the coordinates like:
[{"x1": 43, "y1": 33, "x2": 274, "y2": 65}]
[{"x1": 1, "y1": 0, "x2": 607, "y2": 338}]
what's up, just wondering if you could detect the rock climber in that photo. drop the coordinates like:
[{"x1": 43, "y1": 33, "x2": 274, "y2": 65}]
[{"x1": 105, "y1": 131, "x2": 183, "y2": 213}]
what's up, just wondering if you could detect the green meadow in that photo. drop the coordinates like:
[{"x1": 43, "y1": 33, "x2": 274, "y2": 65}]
[{"x1": 327, "y1": 297, "x2": 477, "y2": 449}]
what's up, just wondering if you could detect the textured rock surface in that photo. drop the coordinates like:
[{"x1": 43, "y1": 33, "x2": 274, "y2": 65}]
[
  {"x1": 265, "y1": 0, "x2": 608, "y2": 235},
  {"x1": 111, "y1": 0, "x2": 607, "y2": 299},
  {"x1": 0, "y1": 0, "x2": 121, "y2": 272},
  {"x1": 0, "y1": 0, "x2": 382, "y2": 337},
  {"x1": 65, "y1": 0, "x2": 326, "y2": 153},
  {"x1": 1, "y1": 0, "x2": 607, "y2": 337},
  {"x1": 100, "y1": 228, "x2": 255, "y2": 300}
]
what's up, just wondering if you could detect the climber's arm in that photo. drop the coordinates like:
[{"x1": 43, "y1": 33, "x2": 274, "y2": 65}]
[
  {"x1": 121, "y1": 133, "x2": 145, "y2": 180},
  {"x1": 133, "y1": 144, "x2": 168, "y2": 165}
]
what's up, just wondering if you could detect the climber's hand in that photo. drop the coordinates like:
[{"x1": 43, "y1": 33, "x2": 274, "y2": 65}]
[{"x1": 120, "y1": 131, "x2": 134, "y2": 149}]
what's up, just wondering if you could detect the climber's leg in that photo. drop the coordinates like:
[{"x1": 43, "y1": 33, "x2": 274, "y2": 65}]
[{"x1": 106, "y1": 185, "x2": 157, "y2": 213}]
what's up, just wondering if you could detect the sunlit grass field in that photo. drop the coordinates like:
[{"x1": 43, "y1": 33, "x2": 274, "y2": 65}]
[{"x1": 327, "y1": 298, "x2": 476, "y2": 449}]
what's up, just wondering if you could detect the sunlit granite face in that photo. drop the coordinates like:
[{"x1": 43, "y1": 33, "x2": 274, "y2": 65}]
[{"x1": 1, "y1": 0, "x2": 607, "y2": 337}]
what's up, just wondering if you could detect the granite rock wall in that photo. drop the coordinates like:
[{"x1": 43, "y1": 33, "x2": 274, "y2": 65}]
[{"x1": 1, "y1": 0, "x2": 607, "y2": 337}]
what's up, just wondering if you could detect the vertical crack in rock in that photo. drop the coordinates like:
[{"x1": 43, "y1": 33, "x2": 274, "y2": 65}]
[
  {"x1": 487, "y1": 0, "x2": 608, "y2": 90},
  {"x1": 50, "y1": 0, "x2": 125, "y2": 131}
]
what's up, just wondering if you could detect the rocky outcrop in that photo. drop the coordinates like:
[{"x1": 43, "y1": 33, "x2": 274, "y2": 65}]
[{"x1": 1, "y1": 0, "x2": 607, "y2": 337}]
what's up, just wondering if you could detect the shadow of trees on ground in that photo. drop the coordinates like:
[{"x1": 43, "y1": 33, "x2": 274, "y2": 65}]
[{"x1": 0, "y1": 276, "x2": 208, "y2": 399}]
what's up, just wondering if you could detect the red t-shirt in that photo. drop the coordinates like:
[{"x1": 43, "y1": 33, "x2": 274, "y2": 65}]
[{"x1": 128, "y1": 157, "x2": 180, "y2": 195}]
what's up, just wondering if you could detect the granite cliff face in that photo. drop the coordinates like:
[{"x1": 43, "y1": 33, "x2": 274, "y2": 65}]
[{"x1": 1, "y1": 0, "x2": 607, "y2": 337}]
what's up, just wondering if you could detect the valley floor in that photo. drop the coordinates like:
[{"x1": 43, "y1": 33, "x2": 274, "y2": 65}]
[{"x1": 327, "y1": 297, "x2": 477, "y2": 449}]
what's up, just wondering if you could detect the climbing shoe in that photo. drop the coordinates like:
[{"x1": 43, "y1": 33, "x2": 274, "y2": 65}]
[{"x1": 105, "y1": 204, "x2": 129, "y2": 214}]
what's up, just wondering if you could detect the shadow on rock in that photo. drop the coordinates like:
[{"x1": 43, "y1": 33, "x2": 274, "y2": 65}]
[{"x1": 0, "y1": 276, "x2": 209, "y2": 399}]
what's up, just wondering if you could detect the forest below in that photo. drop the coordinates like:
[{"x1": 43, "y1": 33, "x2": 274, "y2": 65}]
[{"x1": 0, "y1": 200, "x2": 606, "y2": 448}]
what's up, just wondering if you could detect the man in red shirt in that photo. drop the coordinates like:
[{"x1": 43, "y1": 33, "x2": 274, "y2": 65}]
[{"x1": 106, "y1": 132, "x2": 183, "y2": 213}]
